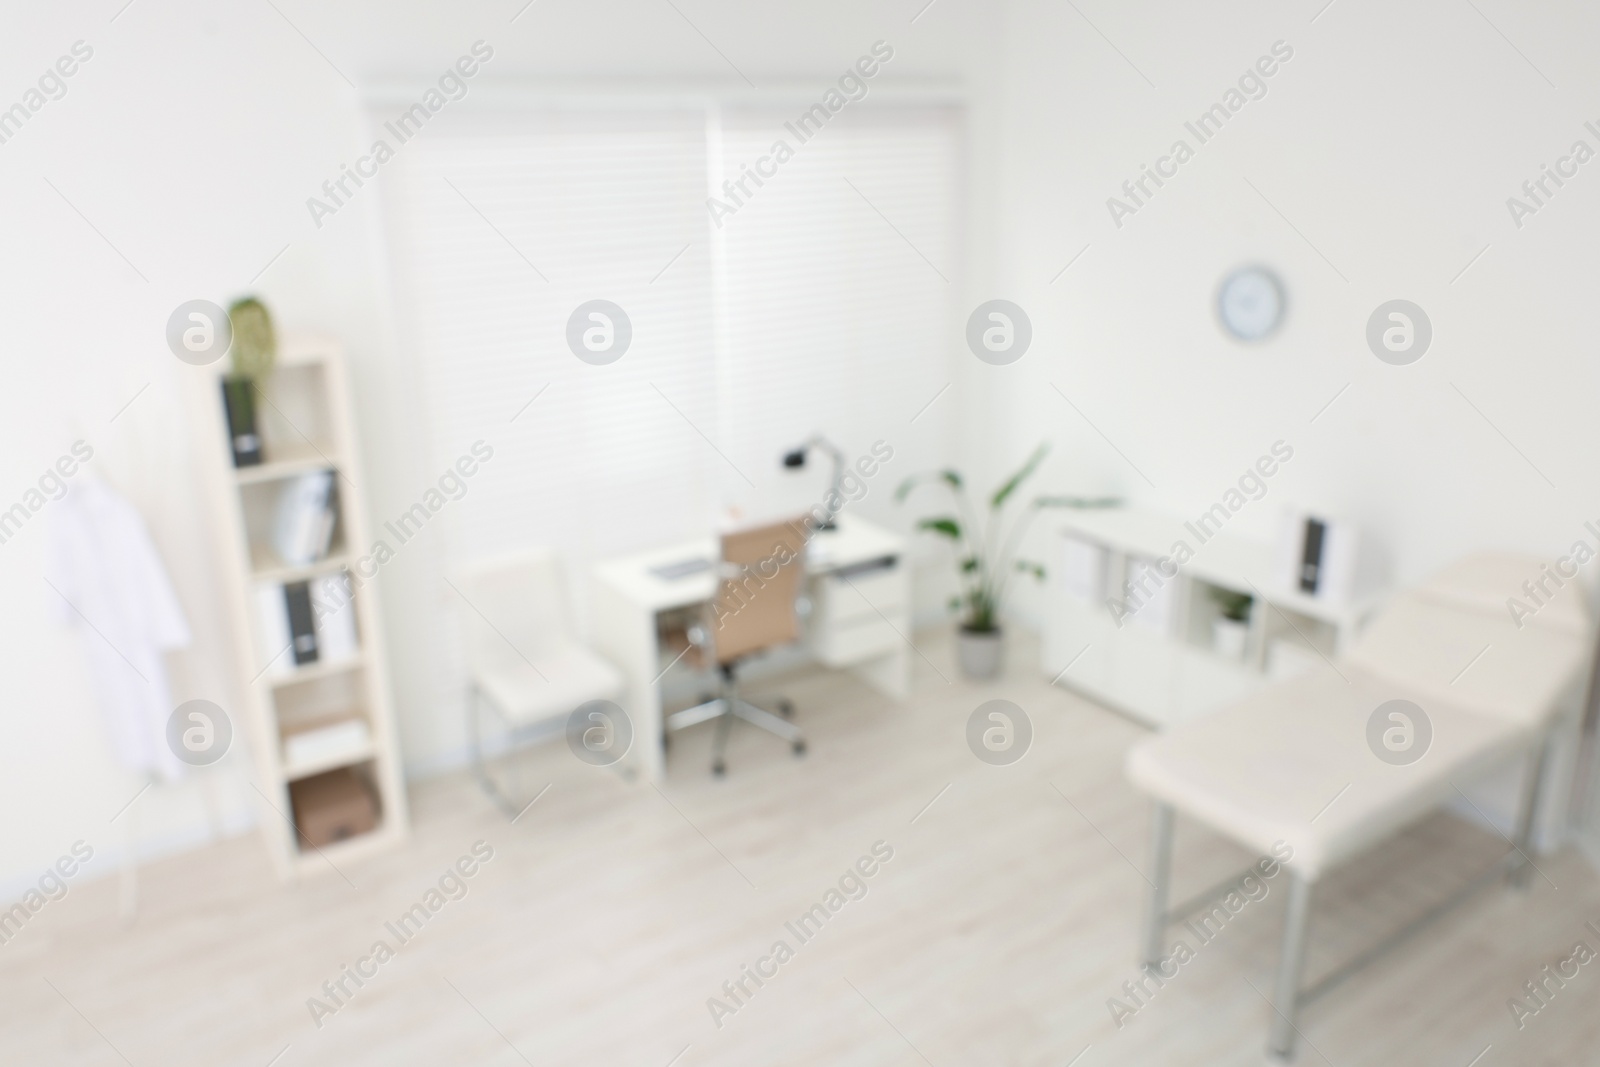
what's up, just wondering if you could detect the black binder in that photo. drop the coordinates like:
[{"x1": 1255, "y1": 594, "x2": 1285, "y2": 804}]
[
  {"x1": 1298, "y1": 517, "x2": 1326, "y2": 594},
  {"x1": 284, "y1": 581, "x2": 319, "y2": 665}
]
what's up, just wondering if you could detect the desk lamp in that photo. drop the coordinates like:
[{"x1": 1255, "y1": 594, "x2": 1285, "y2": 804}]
[{"x1": 782, "y1": 435, "x2": 845, "y2": 530}]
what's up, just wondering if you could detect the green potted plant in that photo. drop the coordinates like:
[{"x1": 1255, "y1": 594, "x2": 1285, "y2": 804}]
[
  {"x1": 896, "y1": 443, "x2": 1118, "y2": 679},
  {"x1": 1209, "y1": 586, "x2": 1252, "y2": 661},
  {"x1": 221, "y1": 296, "x2": 277, "y2": 467}
]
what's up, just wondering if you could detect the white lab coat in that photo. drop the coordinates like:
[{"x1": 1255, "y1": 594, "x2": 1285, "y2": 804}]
[{"x1": 47, "y1": 478, "x2": 192, "y2": 780}]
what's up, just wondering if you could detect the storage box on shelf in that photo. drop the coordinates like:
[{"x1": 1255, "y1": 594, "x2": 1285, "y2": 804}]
[
  {"x1": 190, "y1": 339, "x2": 408, "y2": 878},
  {"x1": 1042, "y1": 505, "x2": 1384, "y2": 729}
]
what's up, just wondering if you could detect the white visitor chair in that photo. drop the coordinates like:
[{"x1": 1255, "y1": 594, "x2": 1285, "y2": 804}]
[
  {"x1": 1126, "y1": 553, "x2": 1593, "y2": 1060},
  {"x1": 457, "y1": 548, "x2": 624, "y2": 815}
]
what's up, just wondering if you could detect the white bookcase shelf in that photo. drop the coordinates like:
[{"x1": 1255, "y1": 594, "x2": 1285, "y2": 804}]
[
  {"x1": 249, "y1": 551, "x2": 355, "y2": 586},
  {"x1": 283, "y1": 738, "x2": 379, "y2": 782},
  {"x1": 191, "y1": 339, "x2": 408, "y2": 879},
  {"x1": 268, "y1": 654, "x2": 368, "y2": 690},
  {"x1": 233, "y1": 446, "x2": 342, "y2": 485},
  {"x1": 1042, "y1": 505, "x2": 1385, "y2": 729}
]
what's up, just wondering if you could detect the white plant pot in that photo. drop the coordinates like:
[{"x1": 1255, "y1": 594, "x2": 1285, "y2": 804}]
[
  {"x1": 957, "y1": 627, "x2": 1004, "y2": 679},
  {"x1": 1212, "y1": 617, "x2": 1249, "y2": 661}
]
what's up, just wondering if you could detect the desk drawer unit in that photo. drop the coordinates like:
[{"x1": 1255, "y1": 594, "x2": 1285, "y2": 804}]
[{"x1": 809, "y1": 557, "x2": 907, "y2": 667}]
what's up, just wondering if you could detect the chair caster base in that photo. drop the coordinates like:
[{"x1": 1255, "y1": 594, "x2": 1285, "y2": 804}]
[
  {"x1": 792, "y1": 740, "x2": 806, "y2": 757},
  {"x1": 712, "y1": 761, "x2": 726, "y2": 777},
  {"x1": 777, "y1": 699, "x2": 795, "y2": 719}
]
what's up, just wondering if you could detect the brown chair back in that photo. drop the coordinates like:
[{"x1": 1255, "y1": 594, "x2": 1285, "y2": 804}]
[{"x1": 707, "y1": 518, "x2": 808, "y2": 665}]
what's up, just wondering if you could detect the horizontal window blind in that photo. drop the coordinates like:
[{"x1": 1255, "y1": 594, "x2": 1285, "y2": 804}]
[
  {"x1": 382, "y1": 103, "x2": 960, "y2": 565},
  {"x1": 381, "y1": 109, "x2": 717, "y2": 565},
  {"x1": 711, "y1": 105, "x2": 961, "y2": 522}
]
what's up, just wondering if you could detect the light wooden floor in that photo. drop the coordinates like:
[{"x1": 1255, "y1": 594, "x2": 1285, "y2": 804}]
[{"x1": 5, "y1": 628, "x2": 1600, "y2": 1067}]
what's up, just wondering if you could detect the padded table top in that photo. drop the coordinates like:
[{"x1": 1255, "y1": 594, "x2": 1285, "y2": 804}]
[
  {"x1": 1127, "y1": 566, "x2": 1592, "y2": 879},
  {"x1": 1127, "y1": 667, "x2": 1534, "y2": 878}
]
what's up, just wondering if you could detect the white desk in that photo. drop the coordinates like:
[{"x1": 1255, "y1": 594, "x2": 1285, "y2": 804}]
[{"x1": 593, "y1": 513, "x2": 911, "y2": 781}]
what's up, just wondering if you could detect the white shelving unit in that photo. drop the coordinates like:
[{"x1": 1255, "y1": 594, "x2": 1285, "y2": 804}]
[
  {"x1": 1042, "y1": 506, "x2": 1386, "y2": 729},
  {"x1": 190, "y1": 339, "x2": 408, "y2": 879}
]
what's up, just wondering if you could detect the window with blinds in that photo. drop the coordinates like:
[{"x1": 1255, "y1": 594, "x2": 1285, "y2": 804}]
[
  {"x1": 380, "y1": 108, "x2": 718, "y2": 564},
  {"x1": 711, "y1": 105, "x2": 961, "y2": 521},
  {"x1": 379, "y1": 99, "x2": 961, "y2": 567}
]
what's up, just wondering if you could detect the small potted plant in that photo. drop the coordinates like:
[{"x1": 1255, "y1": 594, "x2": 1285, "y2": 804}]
[
  {"x1": 1210, "y1": 587, "x2": 1252, "y2": 660},
  {"x1": 221, "y1": 296, "x2": 277, "y2": 467},
  {"x1": 897, "y1": 443, "x2": 1118, "y2": 679}
]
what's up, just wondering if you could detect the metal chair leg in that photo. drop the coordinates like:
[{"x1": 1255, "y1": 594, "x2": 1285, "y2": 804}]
[
  {"x1": 1511, "y1": 731, "x2": 1553, "y2": 889},
  {"x1": 1268, "y1": 874, "x2": 1315, "y2": 1061},
  {"x1": 668, "y1": 664, "x2": 801, "y2": 777},
  {"x1": 666, "y1": 698, "x2": 729, "y2": 731},
  {"x1": 710, "y1": 702, "x2": 734, "y2": 776},
  {"x1": 1141, "y1": 803, "x2": 1175, "y2": 969},
  {"x1": 732, "y1": 699, "x2": 802, "y2": 742},
  {"x1": 468, "y1": 685, "x2": 520, "y2": 819},
  {"x1": 468, "y1": 684, "x2": 494, "y2": 799}
]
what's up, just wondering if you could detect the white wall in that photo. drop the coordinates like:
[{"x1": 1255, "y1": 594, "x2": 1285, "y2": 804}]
[
  {"x1": 983, "y1": 0, "x2": 1600, "y2": 628},
  {"x1": 0, "y1": 0, "x2": 998, "y2": 892}
]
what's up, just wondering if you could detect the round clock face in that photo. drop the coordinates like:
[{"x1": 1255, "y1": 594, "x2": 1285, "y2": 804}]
[{"x1": 1217, "y1": 267, "x2": 1285, "y2": 342}]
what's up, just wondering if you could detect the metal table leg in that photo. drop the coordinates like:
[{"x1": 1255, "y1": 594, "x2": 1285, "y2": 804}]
[
  {"x1": 1268, "y1": 874, "x2": 1314, "y2": 1061},
  {"x1": 1511, "y1": 731, "x2": 1552, "y2": 889},
  {"x1": 1141, "y1": 803, "x2": 1174, "y2": 968}
]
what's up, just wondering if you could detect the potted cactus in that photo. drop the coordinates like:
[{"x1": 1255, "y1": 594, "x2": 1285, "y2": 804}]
[
  {"x1": 896, "y1": 443, "x2": 1118, "y2": 679},
  {"x1": 220, "y1": 296, "x2": 277, "y2": 467}
]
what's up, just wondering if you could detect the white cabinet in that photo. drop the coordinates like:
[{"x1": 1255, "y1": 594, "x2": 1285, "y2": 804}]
[
  {"x1": 1042, "y1": 507, "x2": 1381, "y2": 730},
  {"x1": 808, "y1": 559, "x2": 910, "y2": 669}
]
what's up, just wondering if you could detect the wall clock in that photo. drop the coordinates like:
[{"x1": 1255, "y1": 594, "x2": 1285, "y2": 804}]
[{"x1": 1217, "y1": 266, "x2": 1285, "y2": 342}]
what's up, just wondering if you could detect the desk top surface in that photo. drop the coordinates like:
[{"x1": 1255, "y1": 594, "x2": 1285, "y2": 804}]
[{"x1": 594, "y1": 512, "x2": 905, "y2": 611}]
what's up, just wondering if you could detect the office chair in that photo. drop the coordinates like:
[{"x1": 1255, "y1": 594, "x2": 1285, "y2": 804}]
[
  {"x1": 457, "y1": 548, "x2": 624, "y2": 816},
  {"x1": 665, "y1": 518, "x2": 808, "y2": 776}
]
